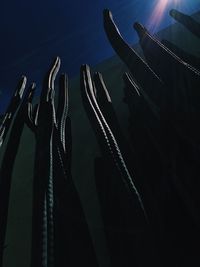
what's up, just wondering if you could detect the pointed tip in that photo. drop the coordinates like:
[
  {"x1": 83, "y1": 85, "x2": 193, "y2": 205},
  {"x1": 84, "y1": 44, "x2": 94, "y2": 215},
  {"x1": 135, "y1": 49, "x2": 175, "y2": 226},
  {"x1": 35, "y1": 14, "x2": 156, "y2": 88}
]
[
  {"x1": 80, "y1": 64, "x2": 86, "y2": 71},
  {"x1": 103, "y1": 9, "x2": 110, "y2": 15},
  {"x1": 133, "y1": 22, "x2": 145, "y2": 31},
  {"x1": 123, "y1": 72, "x2": 140, "y2": 96},
  {"x1": 15, "y1": 76, "x2": 27, "y2": 98},
  {"x1": 21, "y1": 76, "x2": 27, "y2": 86},
  {"x1": 169, "y1": 9, "x2": 177, "y2": 17},
  {"x1": 123, "y1": 72, "x2": 129, "y2": 80},
  {"x1": 57, "y1": 56, "x2": 61, "y2": 66},
  {"x1": 52, "y1": 56, "x2": 61, "y2": 69},
  {"x1": 169, "y1": 9, "x2": 184, "y2": 19},
  {"x1": 94, "y1": 71, "x2": 101, "y2": 79},
  {"x1": 134, "y1": 22, "x2": 147, "y2": 39},
  {"x1": 81, "y1": 64, "x2": 90, "y2": 72},
  {"x1": 31, "y1": 82, "x2": 36, "y2": 89},
  {"x1": 103, "y1": 9, "x2": 113, "y2": 20}
]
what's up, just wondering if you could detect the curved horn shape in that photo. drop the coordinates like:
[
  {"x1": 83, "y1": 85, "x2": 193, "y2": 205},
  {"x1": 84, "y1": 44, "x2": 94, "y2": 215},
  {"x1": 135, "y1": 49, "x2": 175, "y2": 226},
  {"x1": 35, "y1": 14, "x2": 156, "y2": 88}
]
[
  {"x1": 0, "y1": 76, "x2": 27, "y2": 148},
  {"x1": 41, "y1": 56, "x2": 61, "y2": 104},
  {"x1": 57, "y1": 73, "x2": 69, "y2": 152},
  {"x1": 80, "y1": 64, "x2": 147, "y2": 219},
  {"x1": 30, "y1": 58, "x2": 61, "y2": 267},
  {"x1": 134, "y1": 21, "x2": 200, "y2": 120},
  {"x1": 103, "y1": 9, "x2": 164, "y2": 106},
  {"x1": 170, "y1": 9, "x2": 200, "y2": 39},
  {"x1": 0, "y1": 82, "x2": 35, "y2": 267}
]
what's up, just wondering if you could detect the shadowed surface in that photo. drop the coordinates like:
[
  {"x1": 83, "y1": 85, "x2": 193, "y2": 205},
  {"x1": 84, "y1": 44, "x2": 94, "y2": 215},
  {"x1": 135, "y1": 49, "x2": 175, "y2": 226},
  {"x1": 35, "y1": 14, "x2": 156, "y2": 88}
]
[{"x1": 0, "y1": 4, "x2": 200, "y2": 267}]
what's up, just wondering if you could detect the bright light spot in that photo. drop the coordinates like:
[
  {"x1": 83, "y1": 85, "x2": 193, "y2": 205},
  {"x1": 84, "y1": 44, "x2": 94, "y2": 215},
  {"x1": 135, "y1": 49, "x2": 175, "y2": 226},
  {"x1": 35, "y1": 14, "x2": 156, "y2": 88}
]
[{"x1": 147, "y1": 0, "x2": 181, "y2": 31}]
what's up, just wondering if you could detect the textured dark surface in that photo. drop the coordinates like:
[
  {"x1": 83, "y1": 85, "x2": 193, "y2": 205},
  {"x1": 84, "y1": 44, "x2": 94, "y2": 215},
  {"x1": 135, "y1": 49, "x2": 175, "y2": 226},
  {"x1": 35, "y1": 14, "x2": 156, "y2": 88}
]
[{"x1": 0, "y1": 8, "x2": 200, "y2": 267}]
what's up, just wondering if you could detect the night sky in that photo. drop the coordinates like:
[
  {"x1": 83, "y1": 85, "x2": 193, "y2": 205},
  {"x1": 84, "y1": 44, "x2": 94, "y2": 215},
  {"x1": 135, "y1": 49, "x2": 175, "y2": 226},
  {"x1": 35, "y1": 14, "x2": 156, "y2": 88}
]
[{"x1": 0, "y1": 0, "x2": 199, "y2": 112}]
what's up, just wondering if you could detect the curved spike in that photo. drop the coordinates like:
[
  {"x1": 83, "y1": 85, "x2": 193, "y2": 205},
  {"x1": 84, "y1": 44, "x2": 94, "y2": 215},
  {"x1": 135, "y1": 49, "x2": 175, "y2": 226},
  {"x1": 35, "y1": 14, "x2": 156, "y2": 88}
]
[
  {"x1": 27, "y1": 83, "x2": 36, "y2": 103},
  {"x1": 103, "y1": 9, "x2": 147, "y2": 71},
  {"x1": 133, "y1": 21, "x2": 200, "y2": 115},
  {"x1": 0, "y1": 81, "x2": 35, "y2": 267},
  {"x1": 3, "y1": 76, "x2": 27, "y2": 117},
  {"x1": 57, "y1": 73, "x2": 69, "y2": 152},
  {"x1": 13, "y1": 75, "x2": 27, "y2": 99},
  {"x1": 31, "y1": 58, "x2": 62, "y2": 267},
  {"x1": 123, "y1": 72, "x2": 141, "y2": 97},
  {"x1": 133, "y1": 21, "x2": 200, "y2": 75},
  {"x1": 48, "y1": 57, "x2": 61, "y2": 90},
  {"x1": 41, "y1": 57, "x2": 61, "y2": 103},
  {"x1": 94, "y1": 71, "x2": 138, "y2": 176},
  {"x1": 123, "y1": 72, "x2": 142, "y2": 118},
  {"x1": 0, "y1": 76, "x2": 27, "y2": 148},
  {"x1": 103, "y1": 9, "x2": 163, "y2": 103},
  {"x1": 80, "y1": 64, "x2": 147, "y2": 220},
  {"x1": 21, "y1": 82, "x2": 36, "y2": 117},
  {"x1": 33, "y1": 103, "x2": 40, "y2": 127},
  {"x1": 170, "y1": 9, "x2": 200, "y2": 39},
  {"x1": 0, "y1": 114, "x2": 8, "y2": 146},
  {"x1": 93, "y1": 72, "x2": 111, "y2": 103},
  {"x1": 25, "y1": 84, "x2": 37, "y2": 132}
]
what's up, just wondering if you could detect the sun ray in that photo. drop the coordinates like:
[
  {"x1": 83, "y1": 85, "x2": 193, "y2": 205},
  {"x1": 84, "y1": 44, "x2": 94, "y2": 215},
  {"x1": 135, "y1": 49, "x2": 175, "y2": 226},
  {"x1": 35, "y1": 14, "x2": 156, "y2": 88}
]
[{"x1": 147, "y1": 0, "x2": 181, "y2": 31}]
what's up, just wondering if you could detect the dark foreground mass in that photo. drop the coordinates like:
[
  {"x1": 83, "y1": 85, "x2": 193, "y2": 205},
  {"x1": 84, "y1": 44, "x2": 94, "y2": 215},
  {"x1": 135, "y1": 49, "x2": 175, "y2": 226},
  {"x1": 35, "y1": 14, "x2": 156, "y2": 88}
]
[{"x1": 0, "y1": 8, "x2": 200, "y2": 267}]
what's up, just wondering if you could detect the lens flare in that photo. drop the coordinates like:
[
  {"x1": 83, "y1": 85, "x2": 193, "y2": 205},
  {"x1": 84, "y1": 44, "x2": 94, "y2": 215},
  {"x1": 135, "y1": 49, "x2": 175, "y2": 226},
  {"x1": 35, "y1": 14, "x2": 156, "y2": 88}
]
[{"x1": 147, "y1": 0, "x2": 180, "y2": 31}]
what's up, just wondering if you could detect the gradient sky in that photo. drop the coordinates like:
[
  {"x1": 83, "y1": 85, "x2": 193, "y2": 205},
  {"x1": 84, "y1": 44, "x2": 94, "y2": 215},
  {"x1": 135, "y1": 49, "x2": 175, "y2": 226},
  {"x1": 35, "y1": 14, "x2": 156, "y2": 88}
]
[{"x1": 0, "y1": 0, "x2": 199, "y2": 112}]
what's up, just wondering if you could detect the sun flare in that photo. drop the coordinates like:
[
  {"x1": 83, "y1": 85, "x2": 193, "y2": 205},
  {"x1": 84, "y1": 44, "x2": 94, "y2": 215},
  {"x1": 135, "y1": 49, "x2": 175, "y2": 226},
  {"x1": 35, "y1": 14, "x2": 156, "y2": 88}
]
[{"x1": 147, "y1": 0, "x2": 181, "y2": 31}]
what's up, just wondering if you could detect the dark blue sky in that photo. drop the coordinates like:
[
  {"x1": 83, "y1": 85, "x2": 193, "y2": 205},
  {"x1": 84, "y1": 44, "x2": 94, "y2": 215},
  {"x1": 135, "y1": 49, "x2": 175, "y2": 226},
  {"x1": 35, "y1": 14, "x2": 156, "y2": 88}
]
[{"x1": 0, "y1": 0, "x2": 199, "y2": 112}]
